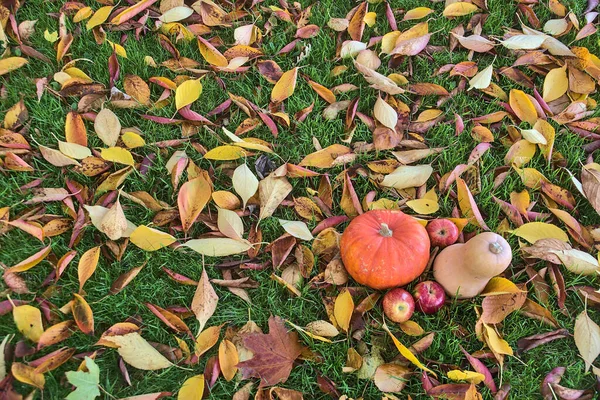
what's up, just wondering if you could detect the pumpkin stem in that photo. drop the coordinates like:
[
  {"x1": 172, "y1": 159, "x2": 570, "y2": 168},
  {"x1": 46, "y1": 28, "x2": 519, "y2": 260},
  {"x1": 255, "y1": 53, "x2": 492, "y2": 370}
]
[
  {"x1": 489, "y1": 241, "x2": 503, "y2": 254},
  {"x1": 379, "y1": 223, "x2": 393, "y2": 237}
]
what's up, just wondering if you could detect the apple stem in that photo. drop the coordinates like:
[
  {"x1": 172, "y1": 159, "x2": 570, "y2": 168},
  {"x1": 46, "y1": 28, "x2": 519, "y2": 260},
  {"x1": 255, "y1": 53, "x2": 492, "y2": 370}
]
[
  {"x1": 489, "y1": 241, "x2": 503, "y2": 254},
  {"x1": 379, "y1": 223, "x2": 393, "y2": 237}
]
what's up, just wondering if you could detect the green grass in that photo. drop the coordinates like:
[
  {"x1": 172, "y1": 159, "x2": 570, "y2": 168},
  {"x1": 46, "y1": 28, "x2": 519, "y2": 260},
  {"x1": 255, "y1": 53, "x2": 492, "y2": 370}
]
[{"x1": 1, "y1": 0, "x2": 600, "y2": 398}]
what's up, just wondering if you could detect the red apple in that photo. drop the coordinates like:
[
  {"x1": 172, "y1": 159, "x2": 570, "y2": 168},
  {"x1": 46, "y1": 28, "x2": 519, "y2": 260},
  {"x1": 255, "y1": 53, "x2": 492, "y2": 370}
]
[
  {"x1": 413, "y1": 281, "x2": 446, "y2": 314},
  {"x1": 426, "y1": 219, "x2": 459, "y2": 248},
  {"x1": 383, "y1": 288, "x2": 415, "y2": 323}
]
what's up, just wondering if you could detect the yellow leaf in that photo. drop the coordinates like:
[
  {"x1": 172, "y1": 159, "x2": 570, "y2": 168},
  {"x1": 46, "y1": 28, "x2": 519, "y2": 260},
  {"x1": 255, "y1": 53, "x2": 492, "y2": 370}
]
[
  {"x1": 334, "y1": 290, "x2": 354, "y2": 333},
  {"x1": 204, "y1": 145, "x2": 246, "y2": 160},
  {"x1": 101, "y1": 147, "x2": 135, "y2": 166},
  {"x1": 11, "y1": 363, "x2": 45, "y2": 389},
  {"x1": 86, "y1": 6, "x2": 114, "y2": 30},
  {"x1": 218, "y1": 340, "x2": 238, "y2": 381},
  {"x1": 382, "y1": 322, "x2": 436, "y2": 376},
  {"x1": 483, "y1": 323, "x2": 513, "y2": 356},
  {"x1": 364, "y1": 11, "x2": 377, "y2": 26},
  {"x1": 182, "y1": 238, "x2": 252, "y2": 257},
  {"x1": 404, "y1": 7, "x2": 433, "y2": 20},
  {"x1": 122, "y1": 131, "x2": 146, "y2": 148},
  {"x1": 175, "y1": 79, "x2": 202, "y2": 110},
  {"x1": 198, "y1": 37, "x2": 228, "y2": 67},
  {"x1": 178, "y1": 374, "x2": 204, "y2": 400},
  {"x1": 447, "y1": 370, "x2": 486, "y2": 384},
  {"x1": 443, "y1": 2, "x2": 479, "y2": 17},
  {"x1": 44, "y1": 30, "x2": 58, "y2": 43},
  {"x1": 399, "y1": 320, "x2": 425, "y2": 336},
  {"x1": 543, "y1": 65, "x2": 568, "y2": 102},
  {"x1": 13, "y1": 305, "x2": 44, "y2": 342},
  {"x1": 195, "y1": 325, "x2": 222, "y2": 357},
  {"x1": 509, "y1": 89, "x2": 538, "y2": 125},
  {"x1": 130, "y1": 225, "x2": 177, "y2": 251},
  {"x1": 510, "y1": 222, "x2": 569, "y2": 243},
  {"x1": 481, "y1": 277, "x2": 526, "y2": 296},
  {"x1": 406, "y1": 189, "x2": 439, "y2": 214},
  {"x1": 0, "y1": 57, "x2": 28, "y2": 76},
  {"x1": 271, "y1": 67, "x2": 298, "y2": 103},
  {"x1": 107, "y1": 40, "x2": 127, "y2": 58},
  {"x1": 73, "y1": 7, "x2": 93, "y2": 23}
]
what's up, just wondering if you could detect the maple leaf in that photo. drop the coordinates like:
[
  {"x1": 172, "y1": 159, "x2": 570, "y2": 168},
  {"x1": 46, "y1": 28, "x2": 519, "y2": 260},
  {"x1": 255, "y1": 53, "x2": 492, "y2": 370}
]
[
  {"x1": 237, "y1": 316, "x2": 303, "y2": 387},
  {"x1": 65, "y1": 357, "x2": 101, "y2": 400}
]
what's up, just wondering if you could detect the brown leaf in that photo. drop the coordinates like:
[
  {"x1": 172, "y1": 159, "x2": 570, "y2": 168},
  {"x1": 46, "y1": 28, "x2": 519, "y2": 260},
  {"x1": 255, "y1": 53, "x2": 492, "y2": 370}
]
[
  {"x1": 191, "y1": 268, "x2": 219, "y2": 334},
  {"x1": 124, "y1": 74, "x2": 151, "y2": 105},
  {"x1": 237, "y1": 316, "x2": 303, "y2": 387},
  {"x1": 581, "y1": 166, "x2": 600, "y2": 215}
]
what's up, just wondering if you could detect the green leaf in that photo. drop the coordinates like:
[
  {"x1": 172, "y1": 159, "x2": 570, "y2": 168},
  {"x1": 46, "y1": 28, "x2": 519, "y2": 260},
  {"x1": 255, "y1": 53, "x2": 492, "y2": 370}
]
[{"x1": 65, "y1": 357, "x2": 101, "y2": 400}]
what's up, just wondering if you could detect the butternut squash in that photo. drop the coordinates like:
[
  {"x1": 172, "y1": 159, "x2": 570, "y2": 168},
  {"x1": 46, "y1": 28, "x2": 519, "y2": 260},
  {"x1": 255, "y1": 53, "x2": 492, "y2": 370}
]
[{"x1": 432, "y1": 232, "x2": 512, "y2": 299}]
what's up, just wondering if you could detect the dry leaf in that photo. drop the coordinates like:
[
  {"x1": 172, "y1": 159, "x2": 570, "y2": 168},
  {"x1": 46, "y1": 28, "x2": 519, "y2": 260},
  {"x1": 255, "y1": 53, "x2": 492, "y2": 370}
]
[{"x1": 191, "y1": 268, "x2": 219, "y2": 334}]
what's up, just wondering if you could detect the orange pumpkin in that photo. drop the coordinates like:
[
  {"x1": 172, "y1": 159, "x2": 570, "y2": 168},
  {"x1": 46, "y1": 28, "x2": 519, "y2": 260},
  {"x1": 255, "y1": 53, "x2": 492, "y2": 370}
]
[{"x1": 340, "y1": 210, "x2": 430, "y2": 290}]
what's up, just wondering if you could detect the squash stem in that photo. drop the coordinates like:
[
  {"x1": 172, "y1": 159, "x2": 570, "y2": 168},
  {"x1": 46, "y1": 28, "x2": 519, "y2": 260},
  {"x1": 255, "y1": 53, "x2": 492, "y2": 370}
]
[
  {"x1": 489, "y1": 242, "x2": 503, "y2": 254},
  {"x1": 379, "y1": 223, "x2": 393, "y2": 237}
]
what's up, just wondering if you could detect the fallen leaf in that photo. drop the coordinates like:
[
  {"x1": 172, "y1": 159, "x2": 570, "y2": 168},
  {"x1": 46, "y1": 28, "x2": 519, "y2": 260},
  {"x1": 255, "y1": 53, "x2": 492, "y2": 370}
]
[
  {"x1": 94, "y1": 108, "x2": 121, "y2": 147},
  {"x1": 65, "y1": 356, "x2": 101, "y2": 400},
  {"x1": 191, "y1": 268, "x2": 219, "y2": 334},
  {"x1": 237, "y1": 316, "x2": 303, "y2": 387},
  {"x1": 178, "y1": 176, "x2": 211, "y2": 232},
  {"x1": 178, "y1": 374, "x2": 204, "y2": 400},
  {"x1": 574, "y1": 308, "x2": 600, "y2": 372},
  {"x1": 100, "y1": 332, "x2": 173, "y2": 370},
  {"x1": 78, "y1": 246, "x2": 100, "y2": 292},
  {"x1": 271, "y1": 68, "x2": 298, "y2": 103},
  {"x1": 334, "y1": 290, "x2": 354, "y2": 333},
  {"x1": 13, "y1": 305, "x2": 43, "y2": 342},
  {"x1": 175, "y1": 79, "x2": 202, "y2": 110}
]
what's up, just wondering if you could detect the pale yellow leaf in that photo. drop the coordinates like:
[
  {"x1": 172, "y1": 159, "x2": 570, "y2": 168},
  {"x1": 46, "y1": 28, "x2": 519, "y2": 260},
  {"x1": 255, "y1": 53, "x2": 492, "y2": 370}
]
[
  {"x1": 232, "y1": 163, "x2": 258, "y2": 209},
  {"x1": 182, "y1": 238, "x2": 252, "y2": 256},
  {"x1": 279, "y1": 219, "x2": 314, "y2": 241}
]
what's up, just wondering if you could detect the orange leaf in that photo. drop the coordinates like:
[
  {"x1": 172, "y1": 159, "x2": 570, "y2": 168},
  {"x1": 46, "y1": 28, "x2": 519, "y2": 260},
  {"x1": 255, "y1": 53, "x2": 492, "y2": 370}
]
[
  {"x1": 65, "y1": 111, "x2": 87, "y2": 146},
  {"x1": 72, "y1": 294, "x2": 94, "y2": 335},
  {"x1": 348, "y1": 2, "x2": 368, "y2": 41},
  {"x1": 178, "y1": 176, "x2": 212, "y2": 232},
  {"x1": 78, "y1": 246, "x2": 100, "y2": 293}
]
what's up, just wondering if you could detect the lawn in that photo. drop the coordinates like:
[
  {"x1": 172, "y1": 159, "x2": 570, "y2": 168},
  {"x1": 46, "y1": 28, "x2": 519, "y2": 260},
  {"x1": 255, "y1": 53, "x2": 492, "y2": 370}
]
[{"x1": 1, "y1": 0, "x2": 600, "y2": 398}]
